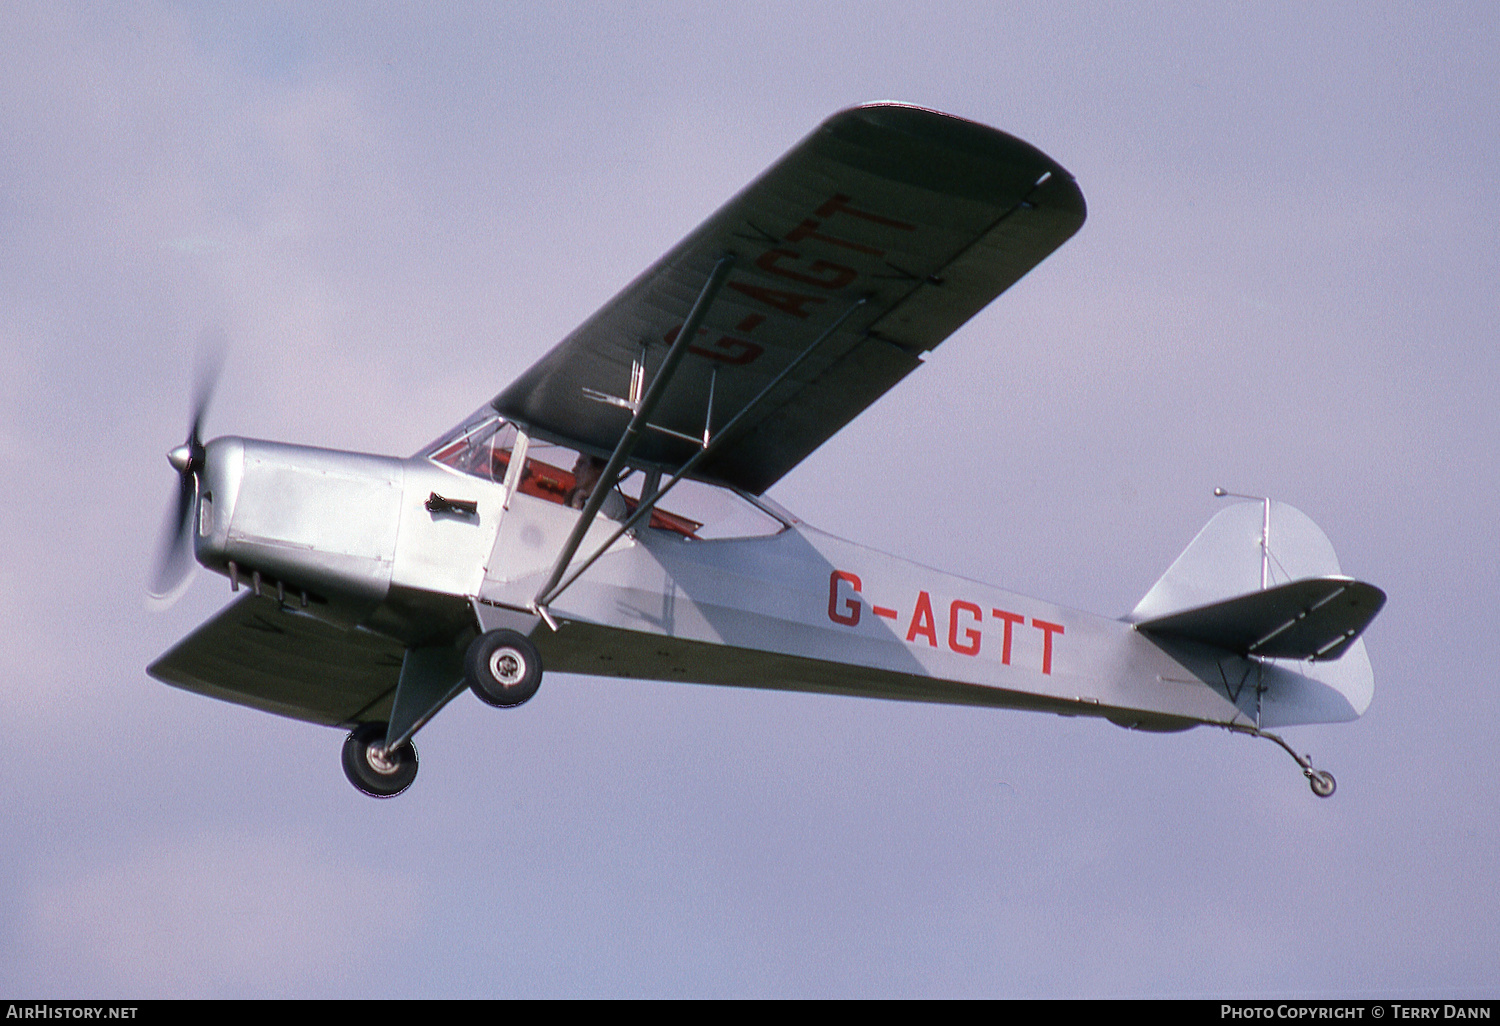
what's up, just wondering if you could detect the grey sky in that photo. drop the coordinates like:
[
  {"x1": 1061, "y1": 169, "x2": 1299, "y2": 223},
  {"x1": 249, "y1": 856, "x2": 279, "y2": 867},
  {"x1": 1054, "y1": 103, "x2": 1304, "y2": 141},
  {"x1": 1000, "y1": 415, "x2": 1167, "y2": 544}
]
[{"x1": 2, "y1": 1, "x2": 1496, "y2": 997}]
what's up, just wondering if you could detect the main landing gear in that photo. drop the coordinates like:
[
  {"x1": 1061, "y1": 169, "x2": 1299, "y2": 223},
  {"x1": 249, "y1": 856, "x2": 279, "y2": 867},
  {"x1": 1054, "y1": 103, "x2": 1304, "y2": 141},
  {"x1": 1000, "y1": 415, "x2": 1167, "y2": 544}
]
[
  {"x1": 1224, "y1": 723, "x2": 1337, "y2": 798},
  {"x1": 465, "y1": 629, "x2": 543, "y2": 708},
  {"x1": 342, "y1": 722, "x2": 418, "y2": 798},
  {"x1": 340, "y1": 628, "x2": 543, "y2": 798}
]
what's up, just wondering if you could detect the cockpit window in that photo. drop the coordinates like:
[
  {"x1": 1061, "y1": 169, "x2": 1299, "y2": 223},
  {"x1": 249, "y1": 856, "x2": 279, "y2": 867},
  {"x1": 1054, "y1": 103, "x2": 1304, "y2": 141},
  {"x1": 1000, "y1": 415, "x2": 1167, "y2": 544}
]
[
  {"x1": 422, "y1": 412, "x2": 788, "y2": 539},
  {"x1": 420, "y1": 410, "x2": 517, "y2": 483}
]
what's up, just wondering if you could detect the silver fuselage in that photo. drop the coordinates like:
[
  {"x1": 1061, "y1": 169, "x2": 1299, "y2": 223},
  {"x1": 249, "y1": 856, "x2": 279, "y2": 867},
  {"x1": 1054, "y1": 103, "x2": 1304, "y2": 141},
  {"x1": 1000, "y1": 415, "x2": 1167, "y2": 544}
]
[{"x1": 190, "y1": 436, "x2": 1370, "y2": 732}]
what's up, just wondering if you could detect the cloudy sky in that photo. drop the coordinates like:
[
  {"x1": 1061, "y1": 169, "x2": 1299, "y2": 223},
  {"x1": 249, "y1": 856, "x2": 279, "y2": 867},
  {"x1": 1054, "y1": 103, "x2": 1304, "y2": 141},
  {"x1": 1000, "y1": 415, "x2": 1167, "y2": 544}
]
[{"x1": 2, "y1": 1, "x2": 1496, "y2": 998}]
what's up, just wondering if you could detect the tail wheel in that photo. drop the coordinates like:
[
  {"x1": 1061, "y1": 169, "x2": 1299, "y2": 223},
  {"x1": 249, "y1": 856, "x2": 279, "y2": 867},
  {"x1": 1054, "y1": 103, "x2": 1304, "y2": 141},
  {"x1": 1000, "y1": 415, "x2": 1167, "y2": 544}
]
[
  {"x1": 466, "y1": 629, "x2": 543, "y2": 708},
  {"x1": 342, "y1": 722, "x2": 418, "y2": 798},
  {"x1": 1308, "y1": 770, "x2": 1337, "y2": 798}
]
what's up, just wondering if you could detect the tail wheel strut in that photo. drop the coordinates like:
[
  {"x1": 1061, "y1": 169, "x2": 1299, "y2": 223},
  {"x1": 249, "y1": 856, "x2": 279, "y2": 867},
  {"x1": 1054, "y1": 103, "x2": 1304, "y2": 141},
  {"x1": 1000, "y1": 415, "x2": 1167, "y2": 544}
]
[{"x1": 1222, "y1": 723, "x2": 1337, "y2": 798}]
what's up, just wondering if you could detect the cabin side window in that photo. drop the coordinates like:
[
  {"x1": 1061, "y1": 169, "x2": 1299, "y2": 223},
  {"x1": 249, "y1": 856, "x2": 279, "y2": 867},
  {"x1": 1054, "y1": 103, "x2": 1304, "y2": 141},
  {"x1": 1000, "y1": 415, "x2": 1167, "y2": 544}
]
[
  {"x1": 615, "y1": 474, "x2": 787, "y2": 540},
  {"x1": 513, "y1": 443, "x2": 784, "y2": 539},
  {"x1": 514, "y1": 438, "x2": 625, "y2": 517}
]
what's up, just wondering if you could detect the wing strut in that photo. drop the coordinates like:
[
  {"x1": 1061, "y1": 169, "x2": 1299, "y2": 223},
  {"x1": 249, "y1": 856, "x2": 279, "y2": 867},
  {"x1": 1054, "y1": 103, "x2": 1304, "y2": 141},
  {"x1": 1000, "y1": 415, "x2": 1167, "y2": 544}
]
[
  {"x1": 532, "y1": 254, "x2": 736, "y2": 611},
  {"x1": 535, "y1": 294, "x2": 870, "y2": 610}
]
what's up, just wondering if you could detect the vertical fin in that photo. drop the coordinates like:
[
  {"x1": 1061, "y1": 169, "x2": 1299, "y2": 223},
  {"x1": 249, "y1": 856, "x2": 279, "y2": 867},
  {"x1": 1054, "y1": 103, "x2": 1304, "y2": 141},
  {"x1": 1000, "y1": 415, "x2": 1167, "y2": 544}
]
[{"x1": 1129, "y1": 501, "x2": 1345, "y2": 622}]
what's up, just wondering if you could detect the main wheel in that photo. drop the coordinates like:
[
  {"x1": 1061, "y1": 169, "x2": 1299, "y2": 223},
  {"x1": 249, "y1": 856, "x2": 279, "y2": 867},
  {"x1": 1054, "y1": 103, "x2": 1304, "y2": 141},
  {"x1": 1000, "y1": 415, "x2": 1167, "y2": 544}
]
[
  {"x1": 1308, "y1": 770, "x2": 1337, "y2": 798},
  {"x1": 342, "y1": 722, "x2": 418, "y2": 798},
  {"x1": 466, "y1": 629, "x2": 543, "y2": 708}
]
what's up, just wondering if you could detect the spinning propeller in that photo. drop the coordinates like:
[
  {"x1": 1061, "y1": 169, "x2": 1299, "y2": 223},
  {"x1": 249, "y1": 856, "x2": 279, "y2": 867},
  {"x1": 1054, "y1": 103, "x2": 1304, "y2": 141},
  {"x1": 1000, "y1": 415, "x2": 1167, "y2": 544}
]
[{"x1": 148, "y1": 334, "x2": 223, "y2": 608}]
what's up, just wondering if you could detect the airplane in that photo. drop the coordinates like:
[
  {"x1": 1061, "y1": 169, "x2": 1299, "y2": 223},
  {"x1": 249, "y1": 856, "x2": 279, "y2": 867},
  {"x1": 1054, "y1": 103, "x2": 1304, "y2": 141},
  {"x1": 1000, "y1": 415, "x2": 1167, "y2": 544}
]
[{"x1": 148, "y1": 102, "x2": 1385, "y2": 800}]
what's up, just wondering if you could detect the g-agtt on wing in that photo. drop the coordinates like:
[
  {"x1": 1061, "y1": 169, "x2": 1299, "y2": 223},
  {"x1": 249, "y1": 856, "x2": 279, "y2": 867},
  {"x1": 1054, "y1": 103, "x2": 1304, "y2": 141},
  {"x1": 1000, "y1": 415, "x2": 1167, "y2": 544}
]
[{"x1": 487, "y1": 102, "x2": 1085, "y2": 492}]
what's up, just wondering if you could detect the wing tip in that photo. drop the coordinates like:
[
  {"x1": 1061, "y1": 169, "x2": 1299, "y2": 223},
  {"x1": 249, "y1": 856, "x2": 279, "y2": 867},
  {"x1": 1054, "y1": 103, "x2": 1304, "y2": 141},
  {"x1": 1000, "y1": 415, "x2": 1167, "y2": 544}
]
[{"x1": 823, "y1": 101, "x2": 1083, "y2": 212}]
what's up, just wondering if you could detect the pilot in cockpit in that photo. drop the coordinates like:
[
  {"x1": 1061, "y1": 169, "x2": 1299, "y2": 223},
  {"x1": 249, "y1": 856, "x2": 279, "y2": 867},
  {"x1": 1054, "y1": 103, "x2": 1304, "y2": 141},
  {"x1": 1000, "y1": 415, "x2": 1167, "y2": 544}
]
[{"x1": 568, "y1": 454, "x2": 627, "y2": 519}]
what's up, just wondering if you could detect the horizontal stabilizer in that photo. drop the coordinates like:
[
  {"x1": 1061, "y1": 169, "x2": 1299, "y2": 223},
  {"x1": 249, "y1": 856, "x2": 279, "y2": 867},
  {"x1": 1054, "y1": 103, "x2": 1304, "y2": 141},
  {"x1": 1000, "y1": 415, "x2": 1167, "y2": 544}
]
[{"x1": 1135, "y1": 576, "x2": 1386, "y2": 661}]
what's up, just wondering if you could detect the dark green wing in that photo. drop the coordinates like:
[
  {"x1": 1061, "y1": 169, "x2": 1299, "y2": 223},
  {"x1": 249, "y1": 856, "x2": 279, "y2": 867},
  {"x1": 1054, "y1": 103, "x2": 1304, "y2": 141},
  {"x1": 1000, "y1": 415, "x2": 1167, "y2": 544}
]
[
  {"x1": 148, "y1": 594, "x2": 405, "y2": 726},
  {"x1": 490, "y1": 103, "x2": 1085, "y2": 495}
]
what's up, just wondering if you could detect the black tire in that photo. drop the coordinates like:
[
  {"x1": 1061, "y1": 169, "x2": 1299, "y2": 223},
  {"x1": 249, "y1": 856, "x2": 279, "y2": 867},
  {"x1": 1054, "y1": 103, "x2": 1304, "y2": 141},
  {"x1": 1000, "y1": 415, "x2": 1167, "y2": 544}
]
[
  {"x1": 466, "y1": 629, "x2": 543, "y2": 708},
  {"x1": 341, "y1": 722, "x2": 418, "y2": 798}
]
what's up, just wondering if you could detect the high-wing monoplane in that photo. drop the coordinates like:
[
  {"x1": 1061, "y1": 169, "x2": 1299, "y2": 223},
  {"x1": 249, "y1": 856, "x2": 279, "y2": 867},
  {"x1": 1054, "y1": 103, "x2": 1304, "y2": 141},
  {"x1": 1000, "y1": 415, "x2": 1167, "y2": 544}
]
[{"x1": 149, "y1": 103, "x2": 1384, "y2": 799}]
